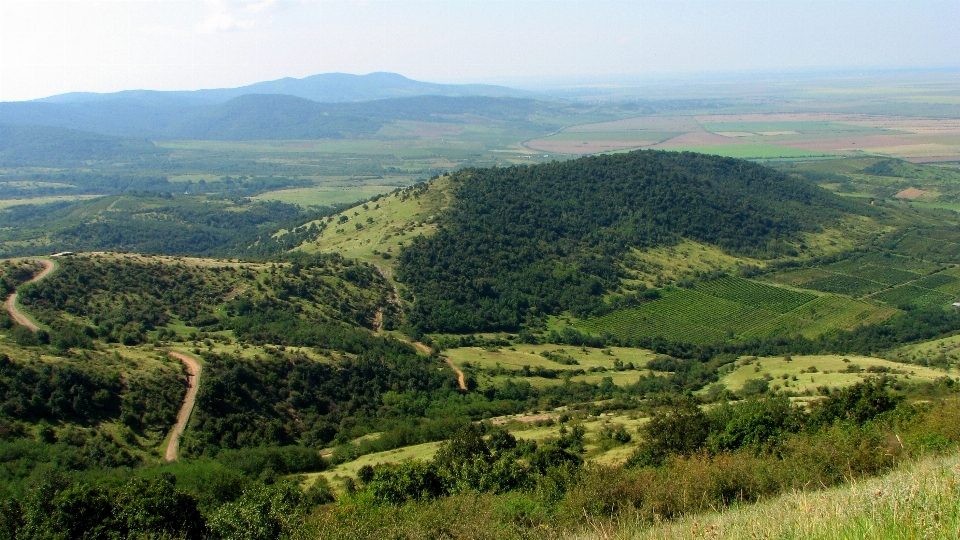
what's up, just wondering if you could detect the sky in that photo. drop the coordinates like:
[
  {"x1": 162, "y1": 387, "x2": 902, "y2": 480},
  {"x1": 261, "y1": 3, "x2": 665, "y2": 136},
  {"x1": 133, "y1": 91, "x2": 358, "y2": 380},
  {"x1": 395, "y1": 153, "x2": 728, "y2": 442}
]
[{"x1": 0, "y1": 0, "x2": 958, "y2": 101}]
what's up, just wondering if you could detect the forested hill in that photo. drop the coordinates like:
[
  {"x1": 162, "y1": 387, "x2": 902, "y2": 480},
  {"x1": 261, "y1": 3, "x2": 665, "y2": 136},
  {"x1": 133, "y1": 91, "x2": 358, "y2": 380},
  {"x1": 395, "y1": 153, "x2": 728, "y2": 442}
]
[{"x1": 397, "y1": 150, "x2": 863, "y2": 333}]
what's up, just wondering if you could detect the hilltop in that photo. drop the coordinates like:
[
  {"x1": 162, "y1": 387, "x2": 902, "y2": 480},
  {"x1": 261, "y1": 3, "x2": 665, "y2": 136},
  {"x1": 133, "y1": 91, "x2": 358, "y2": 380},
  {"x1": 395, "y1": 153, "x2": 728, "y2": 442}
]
[{"x1": 391, "y1": 150, "x2": 862, "y2": 333}]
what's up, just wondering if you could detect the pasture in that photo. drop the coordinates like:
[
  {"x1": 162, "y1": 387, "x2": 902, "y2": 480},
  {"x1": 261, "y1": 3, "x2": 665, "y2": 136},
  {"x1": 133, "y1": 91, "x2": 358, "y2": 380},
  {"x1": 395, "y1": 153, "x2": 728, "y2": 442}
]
[
  {"x1": 298, "y1": 176, "x2": 454, "y2": 276},
  {"x1": 717, "y1": 354, "x2": 953, "y2": 396},
  {"x1": 623, "y1": 240, "x2": 765, "y2": 287},
  {"x1": 252, "y1": 185, "x2": 398, "y2": 207}
]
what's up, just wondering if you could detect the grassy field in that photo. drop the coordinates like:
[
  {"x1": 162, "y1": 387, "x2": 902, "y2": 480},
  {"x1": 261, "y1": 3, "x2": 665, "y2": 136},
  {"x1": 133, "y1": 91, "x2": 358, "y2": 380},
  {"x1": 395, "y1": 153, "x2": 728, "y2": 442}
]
[
  {"x1": 252, "y1": 185, "x2": 398, "y2": 207},
  {"x1": 618, "y1": 451, "x2": 960, "y2": 540},
  {"x1": 297, "y1": 176, "x2": 454, "y2": 278},
  {"x1": 446, "y1": 344, "x2": 655, "y2": 372},
  {"x1": 309, "y1": 408, "x2": 651, "y2": 488},
  {"x1": 447, "y1": 343, "x2": 657, "y2": 391},
  {"x1": 309, "y1": 441, "x2": 444, "y2": 489},
  {"x1": 717, "y1": 354, "x2": 952, "y2": 396},
  {"x1": 0, "y1": 194, "x2": 103, "y2": 209},
  {"x1": 891, "y1": 333, "x2": 960, "y2": 367},
  {"x1": 622, "y1": 240, "x2": 765, "y2": 287}
]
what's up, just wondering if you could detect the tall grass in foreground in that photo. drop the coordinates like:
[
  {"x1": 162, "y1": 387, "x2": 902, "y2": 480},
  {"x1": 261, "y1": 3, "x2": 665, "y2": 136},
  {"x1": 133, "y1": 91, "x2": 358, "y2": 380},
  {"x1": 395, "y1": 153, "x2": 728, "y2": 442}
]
[{"x1": 598, "y1": 452, "x2": 960, "y2": 540}]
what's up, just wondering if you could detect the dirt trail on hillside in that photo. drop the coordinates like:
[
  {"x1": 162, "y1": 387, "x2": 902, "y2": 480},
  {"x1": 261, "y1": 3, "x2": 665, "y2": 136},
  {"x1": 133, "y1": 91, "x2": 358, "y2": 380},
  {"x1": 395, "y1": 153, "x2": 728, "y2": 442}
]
[
  {"x1": 369, "y1": 265, "x2": 465, "y2": 391},
  {"x1": 5, "y1": 259, "x2": 56, "y2": 332},
  {"x1": 165, "y1": 352, "x2": 202, "y2": 462},
  {"x1": 412, "y1": 341, "x2": 467, "y2": 392}
]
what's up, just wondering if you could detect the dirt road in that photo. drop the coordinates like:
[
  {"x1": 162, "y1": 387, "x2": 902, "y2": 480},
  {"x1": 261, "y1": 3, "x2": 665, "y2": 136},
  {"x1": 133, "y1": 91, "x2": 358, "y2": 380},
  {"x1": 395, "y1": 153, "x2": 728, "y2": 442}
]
[
  {"x1": 4, "y1": 258, "x2": 56, "y2": 332},
  {"x1": 165, "y1": 352, "x2": 202, "y2": 462},
  {"x1": 411, "y1": 341, "x2": 467, "y2": 391}
]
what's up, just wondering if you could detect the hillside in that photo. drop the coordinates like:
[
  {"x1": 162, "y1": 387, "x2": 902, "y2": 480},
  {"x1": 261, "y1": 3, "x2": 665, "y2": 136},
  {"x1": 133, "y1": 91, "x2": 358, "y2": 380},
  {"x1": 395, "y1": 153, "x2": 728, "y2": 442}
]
[{"x1": 395, "y1": 150, "x2": 862, "y2": 333}]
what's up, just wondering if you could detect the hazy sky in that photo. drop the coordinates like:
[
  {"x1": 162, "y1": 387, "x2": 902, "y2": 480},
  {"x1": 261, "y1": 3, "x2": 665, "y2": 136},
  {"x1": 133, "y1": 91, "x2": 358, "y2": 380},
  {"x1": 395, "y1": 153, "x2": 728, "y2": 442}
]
[{"x1": 0, "y1": 0, "x2": 958, "y2": 101}]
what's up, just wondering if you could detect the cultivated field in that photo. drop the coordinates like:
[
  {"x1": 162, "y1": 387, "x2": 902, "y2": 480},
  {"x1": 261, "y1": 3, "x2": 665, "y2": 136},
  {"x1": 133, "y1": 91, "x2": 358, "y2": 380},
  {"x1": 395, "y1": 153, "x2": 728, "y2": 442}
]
[
  {"x1": 525, "y1": 109, "x2": 960, "y2": 163},
  {"x1": 578, "y1": 277, "x2": 886, "y2": 344}
]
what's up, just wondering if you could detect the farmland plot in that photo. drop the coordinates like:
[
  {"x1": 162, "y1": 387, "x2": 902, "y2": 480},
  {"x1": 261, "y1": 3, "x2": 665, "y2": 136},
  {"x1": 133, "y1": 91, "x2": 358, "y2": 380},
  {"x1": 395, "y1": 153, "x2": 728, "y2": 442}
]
[{"x1": 580, "y1": 278, "x2": 838, "y2": 343}]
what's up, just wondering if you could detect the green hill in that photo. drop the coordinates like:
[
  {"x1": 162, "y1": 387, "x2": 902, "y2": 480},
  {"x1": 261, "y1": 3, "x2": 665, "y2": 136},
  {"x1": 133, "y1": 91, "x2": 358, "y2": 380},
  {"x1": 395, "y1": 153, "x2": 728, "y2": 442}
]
[{"x1": 396, "y1": 150, "x2": 863, "y2": 333}]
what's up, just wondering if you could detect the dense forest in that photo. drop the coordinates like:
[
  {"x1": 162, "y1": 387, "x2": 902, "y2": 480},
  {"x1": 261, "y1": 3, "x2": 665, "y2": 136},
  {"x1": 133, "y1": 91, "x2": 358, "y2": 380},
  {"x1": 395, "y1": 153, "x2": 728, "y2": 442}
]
[
  {"x1": 0, "y1": 124, "x2": 166, "y2": 167},
  {"x1": 398, "y1": 150, "x2": 860, "y2": 333}
]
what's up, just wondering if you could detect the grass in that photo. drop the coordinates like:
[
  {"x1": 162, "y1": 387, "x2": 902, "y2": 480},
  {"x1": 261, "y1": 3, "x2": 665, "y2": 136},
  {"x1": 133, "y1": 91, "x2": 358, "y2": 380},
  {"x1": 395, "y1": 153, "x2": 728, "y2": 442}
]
[
  {"x1": 252, "y1": 185, "x2": 398, "y2": 207},
  {"x1": 310, "y1": 409, "x2": 652, "y2": 488},
  {"x1": 298, "y1": 175, "x2": 455, "y2": 278},
  {"x1": 622, "y1": 240, "x2": 764, "y2": 287},
  {"x1": 446, "y1": 344, "x2": 655, "y2": 373},
  {"x1": 0, "y1": 194, "x2": 103, "y2": 209},
  {"x1": 308, "y1": 441, "x2": 444, "y2": 489},
  {"x1": 717, "y1": 354, "x2": 952, "y2": 396},
  {"x1": 613, "y1": 451, "x2": 960, "y2": 540},
  {"x1": 891, "y1": 333, "x2": 960, "y2": 367}
]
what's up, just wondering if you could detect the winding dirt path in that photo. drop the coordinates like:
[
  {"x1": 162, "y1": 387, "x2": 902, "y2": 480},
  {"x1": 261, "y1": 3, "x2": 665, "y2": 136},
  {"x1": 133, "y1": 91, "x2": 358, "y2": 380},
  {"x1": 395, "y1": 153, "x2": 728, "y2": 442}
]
[
  {"x1": 5, "y1": 258, "x2": 56, "y2": 332},
  {"x1": 412, "y1": 341, "x2": 467, "y2": 391},
  {"x1": 165, "y1": 352, "x2": 201, "y2": 462},
  {"x1": 370, "y1": 264, "x2": 466, "y2": 391}
]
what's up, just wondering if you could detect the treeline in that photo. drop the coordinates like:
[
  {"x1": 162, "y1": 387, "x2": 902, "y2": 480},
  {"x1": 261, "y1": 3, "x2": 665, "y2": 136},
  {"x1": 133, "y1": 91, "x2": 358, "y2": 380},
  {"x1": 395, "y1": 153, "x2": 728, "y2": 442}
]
[{"x1": 398, "y1": 151, "x2": 858, "y2": 333}]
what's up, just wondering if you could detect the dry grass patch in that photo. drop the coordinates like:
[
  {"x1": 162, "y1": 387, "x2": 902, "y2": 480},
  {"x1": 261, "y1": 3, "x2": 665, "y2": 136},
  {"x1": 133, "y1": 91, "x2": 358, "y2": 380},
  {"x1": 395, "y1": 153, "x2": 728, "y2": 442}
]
[{"x1": 606, "y1": 451, "x2": 960, "y2": 540}]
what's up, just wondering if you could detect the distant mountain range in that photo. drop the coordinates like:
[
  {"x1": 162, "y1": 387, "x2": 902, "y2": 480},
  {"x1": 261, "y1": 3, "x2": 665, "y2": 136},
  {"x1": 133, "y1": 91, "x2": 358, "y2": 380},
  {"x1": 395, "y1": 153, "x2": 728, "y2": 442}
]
[
  {"x1": 31, "y1": 72, "x2": 535, "y2": 106},
  {"x1": 0, "y1": 72, "x2": 555, "y2": 142}
]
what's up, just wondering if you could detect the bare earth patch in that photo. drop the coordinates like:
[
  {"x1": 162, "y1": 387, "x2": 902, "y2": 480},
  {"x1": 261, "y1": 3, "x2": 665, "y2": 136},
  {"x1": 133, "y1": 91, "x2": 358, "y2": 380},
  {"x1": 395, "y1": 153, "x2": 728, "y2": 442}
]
[
  {"x1": 650, "y1": 132, "x2": 746, "y2": 148},
  {"x1": 895, "y1": 187, "x2": 928, "y2": 199}
]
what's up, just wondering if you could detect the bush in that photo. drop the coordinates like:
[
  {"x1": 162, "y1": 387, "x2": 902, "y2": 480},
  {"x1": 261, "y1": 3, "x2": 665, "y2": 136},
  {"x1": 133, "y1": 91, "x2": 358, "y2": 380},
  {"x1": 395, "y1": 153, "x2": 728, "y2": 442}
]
[{"x1": 628, "y1": 398, "x2": 709, "y2": 467}]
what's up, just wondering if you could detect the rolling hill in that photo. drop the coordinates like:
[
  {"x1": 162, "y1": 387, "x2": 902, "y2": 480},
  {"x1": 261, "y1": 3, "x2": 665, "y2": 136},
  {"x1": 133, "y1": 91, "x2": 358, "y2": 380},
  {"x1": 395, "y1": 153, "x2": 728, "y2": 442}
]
[{"x1": 391, "y1": 150, "x2": 863, "y2": 333}]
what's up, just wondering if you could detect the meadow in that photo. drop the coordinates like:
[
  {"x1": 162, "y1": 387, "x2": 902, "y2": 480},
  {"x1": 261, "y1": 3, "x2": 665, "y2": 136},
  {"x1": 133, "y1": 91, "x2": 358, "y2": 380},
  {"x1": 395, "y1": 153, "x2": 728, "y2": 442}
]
[{"x1": 716, "y1": 354, "x2": 951, "y2": 396}]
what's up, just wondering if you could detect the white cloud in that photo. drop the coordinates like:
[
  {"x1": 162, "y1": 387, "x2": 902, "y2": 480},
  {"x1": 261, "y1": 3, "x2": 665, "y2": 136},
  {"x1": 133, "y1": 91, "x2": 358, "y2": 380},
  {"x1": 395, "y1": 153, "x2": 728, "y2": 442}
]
[{"x1": 196, "y1": 0, "x2": 282, "y2": 34}]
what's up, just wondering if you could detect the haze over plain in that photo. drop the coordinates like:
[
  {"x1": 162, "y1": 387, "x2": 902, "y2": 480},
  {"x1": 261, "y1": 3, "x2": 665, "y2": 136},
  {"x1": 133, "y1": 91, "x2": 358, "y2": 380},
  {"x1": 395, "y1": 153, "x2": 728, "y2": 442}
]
[{"x1": 1, "y1": 0, "x2": 958, "y2": 101}]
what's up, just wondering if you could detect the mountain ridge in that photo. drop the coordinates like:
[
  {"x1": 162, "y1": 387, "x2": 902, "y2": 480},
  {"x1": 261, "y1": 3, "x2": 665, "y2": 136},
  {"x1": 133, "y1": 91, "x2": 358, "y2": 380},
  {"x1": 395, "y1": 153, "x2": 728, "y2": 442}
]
[{"x1": 28, "y1": 72, "x2": 536, "y2": 106}]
